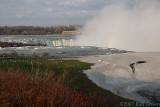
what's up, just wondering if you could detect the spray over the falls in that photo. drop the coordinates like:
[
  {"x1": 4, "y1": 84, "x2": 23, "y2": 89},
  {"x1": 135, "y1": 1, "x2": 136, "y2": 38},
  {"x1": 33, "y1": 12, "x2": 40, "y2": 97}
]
[{"x1": 76, "y1": 0, "x2": 160, "y2": 52}]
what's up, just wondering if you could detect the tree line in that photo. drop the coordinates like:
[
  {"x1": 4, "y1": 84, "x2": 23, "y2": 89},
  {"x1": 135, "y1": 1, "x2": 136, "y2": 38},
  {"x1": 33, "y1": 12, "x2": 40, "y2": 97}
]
[{"x1": 0, "y1": 25, "x2": 81, "y2": 35}]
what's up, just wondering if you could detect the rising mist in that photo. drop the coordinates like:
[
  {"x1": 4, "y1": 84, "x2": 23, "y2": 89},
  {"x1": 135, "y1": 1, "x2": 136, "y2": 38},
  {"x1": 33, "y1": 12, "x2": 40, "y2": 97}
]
[{"x1": 76, "y1": 0, "x2": 160, "y2": 52}]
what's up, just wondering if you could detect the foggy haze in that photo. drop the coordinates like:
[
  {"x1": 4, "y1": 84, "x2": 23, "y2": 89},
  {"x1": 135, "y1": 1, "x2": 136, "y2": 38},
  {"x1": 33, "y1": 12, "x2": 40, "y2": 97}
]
[{"x1": 76, "y1": 0, "x2": 160, "y2": 52}]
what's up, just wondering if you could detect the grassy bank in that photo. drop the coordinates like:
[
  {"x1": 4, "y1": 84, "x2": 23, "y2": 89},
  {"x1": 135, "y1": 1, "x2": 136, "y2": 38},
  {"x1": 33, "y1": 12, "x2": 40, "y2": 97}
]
[{"x1": 0, "y1": 58, "x2": 133, "y2": 107}]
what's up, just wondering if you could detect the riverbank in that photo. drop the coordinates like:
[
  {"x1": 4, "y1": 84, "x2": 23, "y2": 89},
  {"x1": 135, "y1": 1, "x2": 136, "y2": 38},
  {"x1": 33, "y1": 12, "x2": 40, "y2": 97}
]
[{"x1": 0, "y1": 41, "x2": 46, "y2": 48}]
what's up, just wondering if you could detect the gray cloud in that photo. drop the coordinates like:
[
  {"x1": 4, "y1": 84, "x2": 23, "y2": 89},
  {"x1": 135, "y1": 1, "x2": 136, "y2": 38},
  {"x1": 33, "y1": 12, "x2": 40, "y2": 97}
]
[{"x1": 0, "y1": 0, "x2": 107, "y2": 26}]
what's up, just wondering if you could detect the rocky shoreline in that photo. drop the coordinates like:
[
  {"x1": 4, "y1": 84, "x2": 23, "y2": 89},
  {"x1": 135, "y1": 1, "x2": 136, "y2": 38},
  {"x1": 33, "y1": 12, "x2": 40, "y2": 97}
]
[{"x1": 0, "y1": 41, "x2": 46, "y2": 48}]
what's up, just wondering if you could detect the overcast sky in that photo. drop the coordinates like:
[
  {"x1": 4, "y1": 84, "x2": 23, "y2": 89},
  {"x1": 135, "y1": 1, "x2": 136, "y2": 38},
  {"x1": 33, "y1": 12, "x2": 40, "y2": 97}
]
[
  {"x1": 1, "y1": 0, "x2": 158, "y2": 26},
  {"x1": 0, "y1": 0, "x2": 110, "y2": 26}
]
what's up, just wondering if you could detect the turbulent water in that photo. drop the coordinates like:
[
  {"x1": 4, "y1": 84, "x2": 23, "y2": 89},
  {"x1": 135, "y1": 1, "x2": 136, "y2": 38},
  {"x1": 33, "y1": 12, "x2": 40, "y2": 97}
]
[
  {"x1": 0, "y1": 35, "x2": 126, "y2": 58},
  {"x1": 80, "y1": 53, "x2": 160, "y2": 103},
  {"x1": 0, "y1": 35, "x2": 75, "y2": 47}
]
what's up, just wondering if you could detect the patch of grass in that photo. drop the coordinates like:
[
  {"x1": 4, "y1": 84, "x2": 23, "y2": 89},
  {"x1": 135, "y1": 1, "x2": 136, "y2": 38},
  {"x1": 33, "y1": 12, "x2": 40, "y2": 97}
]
[
  {"x1": 0, "y1": 58, "x2": 134, "y2": 107},
  {"x1": 0, "y1": 58, "x2": 91, "y2": 76}
]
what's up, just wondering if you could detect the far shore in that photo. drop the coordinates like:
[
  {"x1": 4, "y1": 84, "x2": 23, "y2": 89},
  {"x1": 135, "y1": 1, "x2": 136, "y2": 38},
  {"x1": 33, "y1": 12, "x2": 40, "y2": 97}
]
[{"x1": 0, "y1": 41, "x2": 46, "y2": 48}]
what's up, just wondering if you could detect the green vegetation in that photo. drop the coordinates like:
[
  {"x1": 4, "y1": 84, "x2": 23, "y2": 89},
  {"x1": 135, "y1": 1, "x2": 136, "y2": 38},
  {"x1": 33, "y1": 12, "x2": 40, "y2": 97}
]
[
  {"x1": 0, "y1": 58, "x2": 91, "y2": 76},
  {"x1": 0, "y1": 58, "x2": 134, "y2": 107}
]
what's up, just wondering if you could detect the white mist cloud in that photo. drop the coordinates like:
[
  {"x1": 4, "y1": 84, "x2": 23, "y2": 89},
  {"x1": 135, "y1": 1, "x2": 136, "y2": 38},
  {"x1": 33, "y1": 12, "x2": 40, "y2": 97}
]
[{"x1": 76, "y1": 0, "x2": 160, "y2": 52}]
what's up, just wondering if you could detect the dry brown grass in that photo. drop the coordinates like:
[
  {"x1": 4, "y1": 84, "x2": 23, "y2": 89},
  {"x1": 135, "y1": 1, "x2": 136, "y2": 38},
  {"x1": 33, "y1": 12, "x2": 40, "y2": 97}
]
[{"x1": 0, "y1": 72, "x2": 109, "y2": 107}]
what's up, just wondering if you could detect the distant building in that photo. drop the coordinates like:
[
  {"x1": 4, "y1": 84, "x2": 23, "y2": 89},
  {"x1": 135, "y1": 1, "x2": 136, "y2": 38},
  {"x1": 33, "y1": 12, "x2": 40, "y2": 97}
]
[{"x1": 61, "y1": 31, "x2": 81, "y2": 35}]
